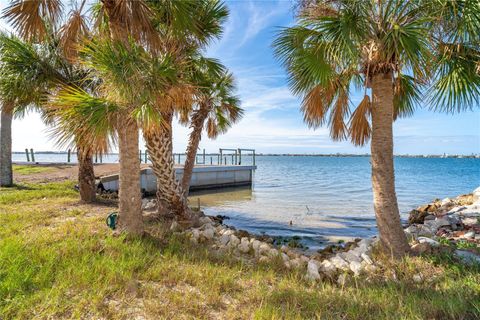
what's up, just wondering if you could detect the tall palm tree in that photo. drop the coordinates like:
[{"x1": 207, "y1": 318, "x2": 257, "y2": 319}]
[
  {"x1": 142, "y1": 0, "x2": 229, "y2": 222},
  {"x1": 274, "y1": 0, "x2": 480, "y2": 257},
  {"x1": 181, "y1": 66, "x2": 242, "y2": 198},
  {"x1": 2, "y1": 0, "x2": 161, "y2": 234}
]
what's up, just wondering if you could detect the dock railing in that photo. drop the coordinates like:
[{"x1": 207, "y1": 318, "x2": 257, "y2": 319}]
[
  {"x1": 15, "y1": 147, "x2": 256, "y2": 166},
  {"x1": 173, "y1": 148, "x2": 256, "y2": 166}
]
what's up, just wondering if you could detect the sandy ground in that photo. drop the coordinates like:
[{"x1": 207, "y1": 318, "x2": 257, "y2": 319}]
[{"x1": 13, "y1": 163, "x2": 152, "y2": 183}]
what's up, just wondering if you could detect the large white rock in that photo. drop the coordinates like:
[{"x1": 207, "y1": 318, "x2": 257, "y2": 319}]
[
  {"x1": 199, "y1": 217, "x2": 213, "y2": 225},
  {"x1": 306, "y1": 260, "x2": 321, "y2": 281},
  {"x1": 361, "y1": 253, "x2": 373, "y2": 265},
  {"x1": 229, "y1": 235, "x2": 240, "y2": 247},
  {"x1": 202, "y1": 228, "x2": 215, "y2": 240},
  {"x1": 330, "y1": 255, "x2": 350, "y2": 270},
  {"x1": 219, "y1": 234, "x2": 230, "y2": 246},
  {"x1": 340, "y1": 251, "x2": 362, "y2": 263},
  {"x1": 349, "y1": 261, "x2": 363, "y2": 276},
  {"x1": 417, "y1": 237, "x2": 440, "y2": 247},
  {"x1": 319, "y1": 259, "x2": 337, "y2": 276},
  {"x1": 251, "y1": 240, "x2": 262, "y2": 252},
  {"x1": 258, "y1": 243, "x2": 271, "y2": 255},
  {"x1": 238, "y1": 237, "x2": 251, "y2": 253}
]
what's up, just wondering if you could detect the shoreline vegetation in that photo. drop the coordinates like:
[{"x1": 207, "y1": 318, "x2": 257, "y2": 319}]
[{"x1": 1, "y1": 175, "x2": 479, "y2": 319}]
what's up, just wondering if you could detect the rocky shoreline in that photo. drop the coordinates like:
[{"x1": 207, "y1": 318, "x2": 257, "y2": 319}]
[{"x1": 142, "y1": 187, "x2": 480, "y2": 283}]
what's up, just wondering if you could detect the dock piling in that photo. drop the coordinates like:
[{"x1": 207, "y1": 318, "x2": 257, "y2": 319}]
[
  {"x1": 25, "y1": 148, "x2": 30, "y2": 162},
  {"x1": 67, "y1": 149, "x2": 71, "y2": 162},
  {"x1": 30, "y1": 148, "x2": 35, "y2": 162}
]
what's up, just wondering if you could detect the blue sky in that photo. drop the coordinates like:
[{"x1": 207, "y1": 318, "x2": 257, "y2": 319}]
[{"x1": 4, "y1": 0, "x2": 480, "y2": 155}]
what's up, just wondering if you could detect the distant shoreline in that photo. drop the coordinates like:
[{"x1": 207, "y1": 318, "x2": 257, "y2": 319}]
[{"x1": 12, "y1": 151, "x2": 480, "y2": 159}]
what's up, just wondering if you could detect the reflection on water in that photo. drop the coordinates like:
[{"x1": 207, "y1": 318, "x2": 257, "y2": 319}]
[{"x1": 188, "y1": 156, "x2": 480, "y2": 250}]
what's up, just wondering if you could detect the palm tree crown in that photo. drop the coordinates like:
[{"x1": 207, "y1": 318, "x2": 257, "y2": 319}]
[{"x1": 274, "y1": 0, "x2": 480, "y2": 145}]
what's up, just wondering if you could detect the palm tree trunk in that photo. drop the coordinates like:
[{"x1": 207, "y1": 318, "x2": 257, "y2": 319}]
[
  {"x1": 117, "y1": 116, "x2": 143, "y2": 235},
  {"x1": 181, "y1": 107, "x2": 209, "y2": 198},
  {"x1": 144, "y1": 112, "x2": 193, "y2": 223},
  {"x1": 0, "y1": 104, "x2": 13, "y2": 187},
  {"x1": 371, "y1": 73, "x2": 410, "y2": 258},
  {"x1": 77, "y1": 148, "x2": 96, "y2": 203}
]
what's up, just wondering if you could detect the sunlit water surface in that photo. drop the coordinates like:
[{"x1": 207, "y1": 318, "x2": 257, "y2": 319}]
[{"x1": 189, "y1": 156, "x2": 479, "y2": 249}]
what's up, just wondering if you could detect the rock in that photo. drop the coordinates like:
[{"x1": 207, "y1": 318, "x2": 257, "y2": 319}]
[
  {"x1": 455, "y1": 250, "x2": 480, "y2": 265},
  {"x1": 413, "y1": 274, "x2": 423, "y2": 283},
  {"x1": 319, "y1": 259, "x2": 337, "y2": 276},
  {"x1": 258, "y1": 256, "x2": 270, "y2": 263},
  {"x1": 434, "y1": 217, "x2": 451, "y2": 227},
  {"x1": 417, "y1": 225, "x2": 435, "y2": 237},
  {"x1": 258, "y1": 243, "x2": 271, "y2": 255},
  {"x1": 219, "y1": 234, "x2": 230, "y2": 246},
  {"x1": 143, "y1": 200, "x2": 156, "y2": 211},
  {"x1": 360, "y1": 253, "x2": 373, "y2": 264},
  {"x1": 404, "y1": 225, "x2": 419, "y2": 239},
  {"x1": 202, "y1": 228, "x2": 215, "y2": 240},
  {"x1": 424, "y1": 214, "x2": 435, "y2": 221},
  {"x1": 417, "y1": 237, "x2": 440, "y2": 247},
  {"x1": 229, "y1": 235, "x2": 240, "y2": 247},
  {"x1": 306, "y1": 260, "x2": 321, "y2": 281},
  {"x1": 441, "y1": 198, "x2": 452, "y2": 206},
  {"x1": 340, "y1": 251, "x2": 362, "y2": 263},
  {"x1": 349, "y1": 261, "x2": 363, "y2": 276},
  {"x1": 330, "y1": 255, "x2": 349, "y2": 270},
  {"x1": 463, "y1": 231, "x2": 475, "y2": 239},
  {"x1": 411, "y1": 242, "x2": 432, "y2": 255},
  {"x1": 251, "y1": 240, "x2": 262, "y2": 253},
  {"x1": 290, "y1": 258, "x2": 301, "y2": 269},
  {"x1": 268, "y1": 248, "x2": 279, "y2": 258},
  {"x1": 300, "y1": 255, "x2": 310, "y2": 264},
  {"x1": 199, "y1": 216, "x2": 213, "y2": 225},
  {"x1": 408, "y1": 209, "x2": 430, "y2": 224},
  {"x1": 280, "y1": 245, "x2": 289, "y2": 253},
  {"x1": 463, "y1": 217, "x2": 479, "y2": 226},
  {"x1": 281, "y1": 253, "x2": 289, "y2": 262},
  {"x1": 337, "y1": 273, "x2": 348, "y2": 286},
  {"x1": 238, "y1": 237, "x2": 251, "y2": 253},
  {"x1": 221, "y1": 229, "x2": 234, "y2": 236}
]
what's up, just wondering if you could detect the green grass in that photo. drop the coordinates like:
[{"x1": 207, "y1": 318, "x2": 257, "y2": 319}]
[
  {"x1": 1, "y1": 181, "x2": 479, "y2": 319},
  {"x1": 12, "y1": 165, "x2": 54, "y2": 175}
]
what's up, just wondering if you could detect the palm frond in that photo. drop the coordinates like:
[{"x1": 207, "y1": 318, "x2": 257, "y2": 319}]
[
  {"x1": 2, "y1": 0, "x2": 63, "y2": 41},
  {"x1": 348, "y1": 95, "x2": 371, "y2": 146}
]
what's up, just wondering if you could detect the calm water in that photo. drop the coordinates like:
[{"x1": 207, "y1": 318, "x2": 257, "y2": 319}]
[
  {"x1": 14, "y1": 153, "x2": 480, "y2": 249},
  {"x1": 190, "y1": 156, "x2": 479, "y2": 249}
]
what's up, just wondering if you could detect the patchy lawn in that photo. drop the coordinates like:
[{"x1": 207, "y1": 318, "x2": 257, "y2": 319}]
[
  {"x1": 12, "y1": 164, "x2": 54, "y2": 175},
  {"x1": 0, "y1": 181, "x2": 479, "y2": 319}
]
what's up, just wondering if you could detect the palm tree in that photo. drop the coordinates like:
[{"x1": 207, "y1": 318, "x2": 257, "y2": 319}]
[
  {"x1": 274, "y1": 0, "x2": 480, "y2": 257},
  {"x1": 181, "y1": 66, "x2": 242, "y2": 198},
  {"x1": 0, "y1": 32, "x2": 108, "y2": 203},
  {"x1": 0, "y1": 32, "x2": 63, "y2": 187},
  {"x1": 2, "y1": 0, "x2": 161, "y2": 234},
  {"x1": 142, "y1": 0, "x2": 229, "y2": 222}
]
